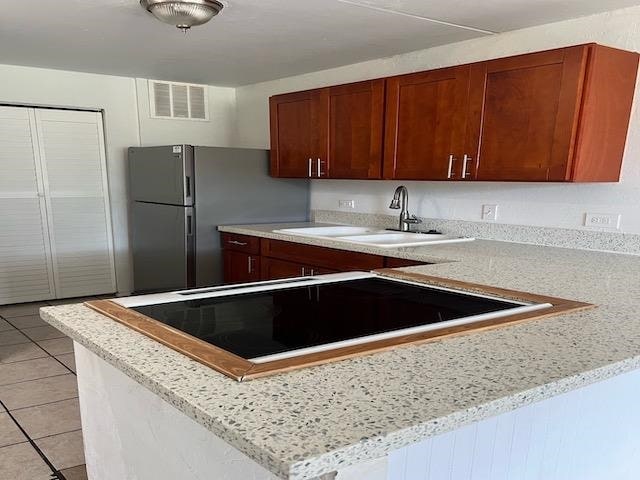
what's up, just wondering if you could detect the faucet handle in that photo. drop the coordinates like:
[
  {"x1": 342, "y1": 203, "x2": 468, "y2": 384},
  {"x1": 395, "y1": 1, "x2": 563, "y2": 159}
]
[{"x1": 405, "y1": 215, "x2": 422, "y2": 224}]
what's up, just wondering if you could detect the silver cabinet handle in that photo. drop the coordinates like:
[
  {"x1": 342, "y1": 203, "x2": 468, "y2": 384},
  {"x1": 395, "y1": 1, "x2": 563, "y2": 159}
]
[
  {"x1": 248, "y1": 256, "x2": 256, "y2": 274},
  {"x1": 317, "y1": 158, "x2": 325, "y2": 177},
  {"x1": 228, "y1": 240, "x2": 248, "y2": 246},
  {"x1": 447, "y1": 154, "x2": 457, "y2": 179},
  {"x1": 308, "y1": 158, "x2": 313, "y2": 177},
  {"x1": 462, "y1": 154, "x2": 473, "y2": 179},
  {"x1": 247, "y1": 256, "x2": 253, "y2": 274},
  {"x1": 310, "y1": 269, "x2": 315, "y2": 276},
  {"x1": 301, "y1": 267, "x2": 306, "y2": 276}
]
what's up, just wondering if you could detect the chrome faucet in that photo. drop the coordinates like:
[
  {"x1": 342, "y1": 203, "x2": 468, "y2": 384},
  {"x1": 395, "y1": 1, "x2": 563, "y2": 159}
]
[{"x1": 389, "y1": 185, "x2": 422, "y2": 232}]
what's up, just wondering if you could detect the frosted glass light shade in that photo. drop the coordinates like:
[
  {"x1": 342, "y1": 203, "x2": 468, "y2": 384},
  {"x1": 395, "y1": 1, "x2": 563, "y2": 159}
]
[{"x1": 141, "y1": 0, "x2": 224, "y2": 31}]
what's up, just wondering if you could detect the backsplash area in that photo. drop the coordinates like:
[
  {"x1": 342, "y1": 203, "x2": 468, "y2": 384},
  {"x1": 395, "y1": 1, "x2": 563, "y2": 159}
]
[{"x1": 312, "y1": 210, "x2": 640, "y2": 255}]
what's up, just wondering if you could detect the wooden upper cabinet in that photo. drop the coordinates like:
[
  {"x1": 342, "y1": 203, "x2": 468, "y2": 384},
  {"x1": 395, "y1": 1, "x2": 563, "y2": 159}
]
[
  {"x1": 327, "y1": 80, "x2": 385, "y2": 179},
  {"x1": 467, "y1": 44, "x2": 639, "y2": 182},
  {"x1": 269, "y1": 43, "x2": 638, "y2": 182},
  {"x1": 270, "y1": 80, "x2": 384, "y2": 179},
  {"x1": 383, "y1": 66, "x2": 471, "y2": 180},
  {"x1": 269, "y1": 89, "x2": 327, "y2": 178}
]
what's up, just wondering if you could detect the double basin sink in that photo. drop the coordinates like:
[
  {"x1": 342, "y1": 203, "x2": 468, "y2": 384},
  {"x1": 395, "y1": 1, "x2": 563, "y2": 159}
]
[{"x1": 272, "y1": 225, "x2": 473, "y2": 248}]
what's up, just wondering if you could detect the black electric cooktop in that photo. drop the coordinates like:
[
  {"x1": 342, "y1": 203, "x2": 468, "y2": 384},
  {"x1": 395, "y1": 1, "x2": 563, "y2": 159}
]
[{"x1": 132, "y1": 277, "x2": 523, "y2": 360}]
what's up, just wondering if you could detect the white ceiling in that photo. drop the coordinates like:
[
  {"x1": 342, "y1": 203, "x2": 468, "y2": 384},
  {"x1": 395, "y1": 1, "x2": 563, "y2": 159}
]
[{"x1": 0, "y1": 0, "x2": 639, "y2": 86}]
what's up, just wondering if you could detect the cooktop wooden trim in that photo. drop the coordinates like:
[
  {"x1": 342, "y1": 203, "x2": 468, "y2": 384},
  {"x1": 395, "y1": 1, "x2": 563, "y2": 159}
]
[
  {"x1": 85, "y1": 271, "x2": 595, "y2": 382},
  {"x1": 85, "y1": 300, "x2": 253, "y2": 381}
]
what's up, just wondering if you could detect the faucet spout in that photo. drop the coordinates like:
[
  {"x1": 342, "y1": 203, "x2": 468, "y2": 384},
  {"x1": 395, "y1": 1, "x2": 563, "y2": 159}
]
[{"x1": 389, "y1": 185, "x2": 421, "y2": 232}]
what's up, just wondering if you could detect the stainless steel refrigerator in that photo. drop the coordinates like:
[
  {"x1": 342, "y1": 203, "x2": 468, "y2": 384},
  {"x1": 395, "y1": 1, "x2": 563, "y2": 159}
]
[{"x1": 128, "y1": 145, "x2": 310, "y2": 293}]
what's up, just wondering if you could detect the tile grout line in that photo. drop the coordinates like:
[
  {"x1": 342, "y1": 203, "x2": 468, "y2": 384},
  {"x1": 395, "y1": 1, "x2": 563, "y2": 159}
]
[
  {"x1": 0, "y1": 397, "x2": 67, "y2": 480},
  {"x1": 10, "y1": 396, "x2": 80, "y2": 414},
  {"x1": 29, "y1": 336, "x2": 76, "y2": 376}
]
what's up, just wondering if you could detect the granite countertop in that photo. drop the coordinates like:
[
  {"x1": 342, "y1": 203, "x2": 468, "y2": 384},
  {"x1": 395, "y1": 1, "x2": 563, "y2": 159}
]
[{"x1": 41, "y1": 222, "x2": 640, "y2": 480}]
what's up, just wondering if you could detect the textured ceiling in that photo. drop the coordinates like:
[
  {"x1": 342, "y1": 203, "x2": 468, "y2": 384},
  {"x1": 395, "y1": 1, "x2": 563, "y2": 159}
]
[{"x1": 0, "y1": 0, "x2": 638, "y2": 86}]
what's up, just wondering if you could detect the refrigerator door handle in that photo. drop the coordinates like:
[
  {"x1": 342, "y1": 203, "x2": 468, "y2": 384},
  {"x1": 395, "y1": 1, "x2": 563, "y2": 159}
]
[
  {"x1": 185, "y1": 207, "x2": 195, "y2": 288},
  {"x1": 185, "y1": 176, "x2": 192, "y2": 199}
]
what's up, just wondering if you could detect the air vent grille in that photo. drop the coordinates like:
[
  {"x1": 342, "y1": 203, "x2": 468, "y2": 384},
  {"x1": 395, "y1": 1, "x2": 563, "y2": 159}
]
[{"x1": 149, "y1": 80, "x2": 209, "y2": 121}]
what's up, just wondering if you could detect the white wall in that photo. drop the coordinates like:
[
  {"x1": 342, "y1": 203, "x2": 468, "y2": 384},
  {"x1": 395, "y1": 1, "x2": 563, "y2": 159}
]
[
  {"x1": 233, "y1": 6, "x2": 640, "y2": 234},
  {"x1": 0, "y1": 65, "x2": 237, "y2": 296},
  {"x1": 135, "y1": 79, "x2": 236, "y2": 146}
]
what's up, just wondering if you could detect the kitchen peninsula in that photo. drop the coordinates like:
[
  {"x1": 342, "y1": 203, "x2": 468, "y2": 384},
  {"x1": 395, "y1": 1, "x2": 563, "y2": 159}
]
[{"x1": 41, "y1": 220, "x2": 640, "y2": 480}]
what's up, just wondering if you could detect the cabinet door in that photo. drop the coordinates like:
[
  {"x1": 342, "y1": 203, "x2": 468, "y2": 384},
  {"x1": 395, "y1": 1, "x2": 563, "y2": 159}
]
[
  {"x1": 383, "y1": 66, "x2": 471, "y2": 180},
  {"x1": 327, "y1": 80, "x2": 385, "y2": 179},
  {"x1": 469, "y1": 46, "x2": 588, "y2": 181},
  {"x1": 0, "y1": 107, "x2": 56, "y2": 304},
  {"x1": 35, "y1": 109, "x2": 116, "y2": 298},
  {"x1": 269, "y1": 89, "x2": 327, "y2": 178},
  {"x1": 223, "y1": 250, "x2": 260, "y2": 284}
]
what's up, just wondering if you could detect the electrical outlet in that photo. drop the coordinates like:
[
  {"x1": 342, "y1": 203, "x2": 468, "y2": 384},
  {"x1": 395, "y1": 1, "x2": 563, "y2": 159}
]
[
  {"x1": 584, "y1": 213, "x2": 621, "y2": 230},
  {"x1": 481, "y1": 204, "x2": 498, "y2": 222},
  {"x1": 338, "y1": 199, "x2": 355, "y2": 209}
]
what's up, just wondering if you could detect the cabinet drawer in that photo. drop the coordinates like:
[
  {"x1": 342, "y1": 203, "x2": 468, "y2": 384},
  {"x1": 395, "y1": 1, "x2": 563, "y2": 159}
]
[
  {"x1": 261, "y1": 239, "x2": 384, "y2": 271},
  {"x1": 262, "y1": 257, "x2": 338, "y2": 281},
  {"x1": 221, "y1": 233, "x2": 260, "y2": 254}
]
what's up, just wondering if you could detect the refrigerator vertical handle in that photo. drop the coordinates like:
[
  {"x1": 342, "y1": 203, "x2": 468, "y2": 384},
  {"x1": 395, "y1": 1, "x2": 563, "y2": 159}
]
[
  {"x1": 185, "y1": 176, "x2": 192, "y2": 198},
  {"x1": 185, "y1": 207, "x2": 196, "y2": 288},
  {"x1": 186, "y1": 214, "x2": 193, "y2": 236}
]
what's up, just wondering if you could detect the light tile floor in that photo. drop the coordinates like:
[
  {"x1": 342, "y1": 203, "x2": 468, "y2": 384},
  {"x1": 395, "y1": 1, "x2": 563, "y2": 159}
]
[{"x1": 0, "y1": 297, "x2": 104, "y2": 480}]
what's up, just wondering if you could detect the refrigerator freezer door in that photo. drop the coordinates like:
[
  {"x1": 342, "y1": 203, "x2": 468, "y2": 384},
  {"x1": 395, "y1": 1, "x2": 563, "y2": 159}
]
[
  {"x1": 131, "y1": 202, "x2": 195, "y2": 292},
  {"x1": 128, "y1": 145, "x2": 194, "y2": 206},
  {"x1": 193, "y1": 147, "x2": 310, "y2": 287}
]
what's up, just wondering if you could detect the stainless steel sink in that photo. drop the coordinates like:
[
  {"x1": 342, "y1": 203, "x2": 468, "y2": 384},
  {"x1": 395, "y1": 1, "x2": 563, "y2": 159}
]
[{"x1": 272, "y1": 225, "x2": 473, "y2": 248}]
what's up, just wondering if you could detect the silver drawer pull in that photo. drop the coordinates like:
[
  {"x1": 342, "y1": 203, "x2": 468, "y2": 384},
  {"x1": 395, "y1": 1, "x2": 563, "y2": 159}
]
[
  {"x1": 447, "y1": 154, "x2": 456, "y2": 179},
  {"x1": 228, "y1": 240, "x2": 248, "y2": 246},
  {"x1": 462, "y1": 154, "x2": 473, "y2": 179}
]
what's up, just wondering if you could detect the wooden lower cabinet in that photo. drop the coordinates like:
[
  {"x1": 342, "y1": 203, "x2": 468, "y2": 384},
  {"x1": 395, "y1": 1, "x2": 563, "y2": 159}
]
[
  {"x1": 222, "y1": 250, "x2": 261, "y2": 284},
  {"x1": 222, "y1": 234, "x2": 427, "y2": 284}
]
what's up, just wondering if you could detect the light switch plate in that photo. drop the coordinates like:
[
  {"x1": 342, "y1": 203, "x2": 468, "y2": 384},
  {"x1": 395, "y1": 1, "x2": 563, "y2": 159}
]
[
  {"x1": 584, "y1": 213, "x2": 621, "y2": 230},
  {"x1": 482, "y1": 204, "x2": 498, "y2": 221}
]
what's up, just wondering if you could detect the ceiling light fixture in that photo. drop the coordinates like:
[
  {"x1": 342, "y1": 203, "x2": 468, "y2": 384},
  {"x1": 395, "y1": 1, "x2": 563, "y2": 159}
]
[{"x1": 140, "y1": 0, "x2": 224, "y2": 32}]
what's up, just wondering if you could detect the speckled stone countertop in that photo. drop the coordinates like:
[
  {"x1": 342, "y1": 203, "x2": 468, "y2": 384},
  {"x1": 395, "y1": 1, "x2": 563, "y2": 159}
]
[{"x1": 41, "y1": 222, "x2": 640, "y2": 480}]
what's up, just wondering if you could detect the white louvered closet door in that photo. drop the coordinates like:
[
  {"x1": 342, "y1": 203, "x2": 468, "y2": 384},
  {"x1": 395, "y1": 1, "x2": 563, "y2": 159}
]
[
  {"x1": 0, "y1": 107, "x2": 56, "y2": 304},
  {"x1": 34, "y1": 109, "x2": 116, "y2": 299}
]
